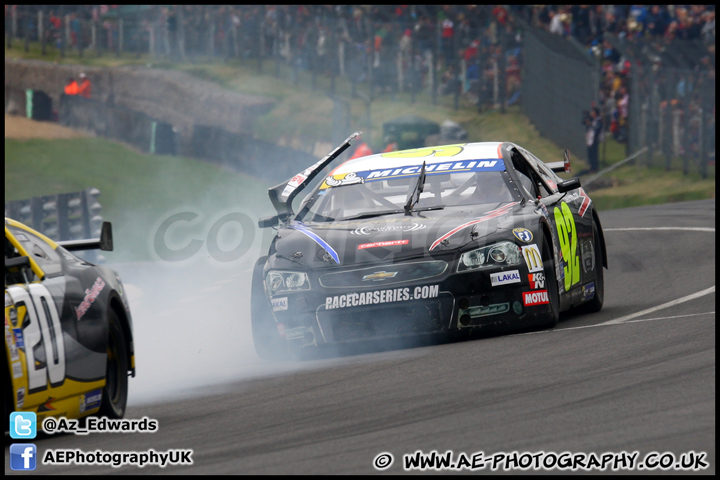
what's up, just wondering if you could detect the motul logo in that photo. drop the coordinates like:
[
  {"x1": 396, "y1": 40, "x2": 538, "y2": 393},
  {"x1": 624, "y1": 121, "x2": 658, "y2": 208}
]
[{"x1": 523, "y1": 290, "x2": 549, "y2": 306}]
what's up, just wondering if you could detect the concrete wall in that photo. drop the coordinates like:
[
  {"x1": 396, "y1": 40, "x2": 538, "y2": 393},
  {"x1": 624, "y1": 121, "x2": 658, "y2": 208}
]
[
  {"x1": 4, "y1": 58, "x2": 275, "y2": 137},
  {"x1": 4, "y1": 58, "x2": 331, "y2": 185}
]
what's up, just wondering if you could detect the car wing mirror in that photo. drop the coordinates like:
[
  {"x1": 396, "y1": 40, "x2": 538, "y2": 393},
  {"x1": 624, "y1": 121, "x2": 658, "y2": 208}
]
[
  {"x1": 557, "y1": 177, "x2": 581, "y2": 193},
  {"x1": 258, "y1": 215, "x2": 279, "y2": 229},
  {"x1": 547, "y1": 149, "x2": 572, "y2": 173}
]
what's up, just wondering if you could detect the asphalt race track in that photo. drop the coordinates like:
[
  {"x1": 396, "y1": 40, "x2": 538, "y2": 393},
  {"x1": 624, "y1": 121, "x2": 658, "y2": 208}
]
[{"x1": 5, "y1": 199, "x2": 715, "y2": 475}]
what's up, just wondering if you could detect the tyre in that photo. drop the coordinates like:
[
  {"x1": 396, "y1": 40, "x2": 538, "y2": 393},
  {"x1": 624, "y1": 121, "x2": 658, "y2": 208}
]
[
  {"x1": 98, "y1": 308, "x2": 128, "y2": 419},
  {"x1": 251, "y1": 257, "x2": 288, "y2": 361},
  {"x1": 537, "y1": 236, "x2": 560, "y2": 328},
  {"x1": 575, "y1": 219, "x2": 605, "y2": 313}
]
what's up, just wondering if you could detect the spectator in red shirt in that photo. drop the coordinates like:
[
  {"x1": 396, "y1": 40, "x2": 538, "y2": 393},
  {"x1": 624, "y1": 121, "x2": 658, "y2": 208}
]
[
  {"x1": 492, "y1": 6, "x2": 508, "y2": 26},
  {"x1": 349, "y1": 142, "x2": 373, "y2": 160},
  {"x1": 441, "y1": 16, "x2": 455, "y2": 66},
  {"x1": 64, "y1": 78, "x2": 79, "y2": 95},
  {"x1": 77, "y1": 72, "x2": 91, "y2": 98}
]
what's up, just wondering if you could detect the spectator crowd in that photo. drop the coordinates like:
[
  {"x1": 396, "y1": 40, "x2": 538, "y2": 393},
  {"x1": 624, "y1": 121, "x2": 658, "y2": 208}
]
[
  {"x1": 523, "y1": 5, "x2": 714, "y2": 165},
  {"x1": 6, "y1": 5, "x2": 715, "y2": 165}
]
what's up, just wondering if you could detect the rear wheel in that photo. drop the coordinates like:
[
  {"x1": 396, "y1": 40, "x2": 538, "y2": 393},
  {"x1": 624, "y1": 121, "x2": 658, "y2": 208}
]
[
  {"x1": 98, "y1": 308, "x2": 128, "y2": 419},
  {"x1": 537, "y1": 237, "x2": 560, "y2": 328},
  {"x1": 251, "y1": 257, "x2": 288, "y2": 361},
  {"x1": 576, "y1": 220, "x2": 605, "y2": 313}
]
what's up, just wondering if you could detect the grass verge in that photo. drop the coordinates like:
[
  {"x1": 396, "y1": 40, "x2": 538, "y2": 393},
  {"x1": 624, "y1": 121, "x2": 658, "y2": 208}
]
[{"x1": 5, "y1": 136, "x2": 274, "y2": 262}]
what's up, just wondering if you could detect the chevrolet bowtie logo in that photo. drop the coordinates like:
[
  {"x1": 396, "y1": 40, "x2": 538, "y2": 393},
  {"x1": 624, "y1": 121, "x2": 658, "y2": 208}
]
[{"x1": 362, "y1": 271, "x2": 399, "y2": 281}]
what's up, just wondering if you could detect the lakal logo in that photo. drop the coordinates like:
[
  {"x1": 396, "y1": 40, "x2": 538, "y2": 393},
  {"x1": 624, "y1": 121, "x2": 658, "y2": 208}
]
[
  {"x1": 490, "y1": 270, "x2": 521, "y2": 286},
  {"x1": 271, "y1": 297, "x2": 288, "y2": 312}
]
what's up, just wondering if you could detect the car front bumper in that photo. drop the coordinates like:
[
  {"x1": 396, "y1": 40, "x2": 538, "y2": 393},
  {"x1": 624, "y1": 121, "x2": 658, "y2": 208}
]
[{"x1": 268, "y1": 262, "x2": 552, "y2": 348}]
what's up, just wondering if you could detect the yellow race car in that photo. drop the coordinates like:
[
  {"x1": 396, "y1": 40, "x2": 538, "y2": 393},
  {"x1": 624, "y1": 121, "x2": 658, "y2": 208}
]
[{"x1": 5, "y1": 217, "x2": 135, "y2": 430}]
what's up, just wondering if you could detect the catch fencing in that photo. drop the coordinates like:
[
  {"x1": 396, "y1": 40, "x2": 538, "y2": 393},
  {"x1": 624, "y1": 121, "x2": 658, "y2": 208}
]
[
  {"x1": 520, "y1": 22, "x2": 600, "y2": 161},
  {"x1": 6, "y1": 5, "x2": 714, "y2": 176},
  {"x1": 607, "y1": 34, "x2": 715, "y2": 178},
  {"x1": 5, "y1": 5, "x2": 516, "y2": 112}
]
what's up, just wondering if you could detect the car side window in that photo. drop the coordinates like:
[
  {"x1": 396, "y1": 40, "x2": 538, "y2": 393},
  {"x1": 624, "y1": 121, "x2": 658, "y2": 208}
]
[
  {"x1": 511, "y1": 152, "x2": 539, "y2": 198},
  {"x1": 513, "y1": 149, "x2": 555, "y2": 198},
  {"x1": 6, "y1": 235, "x2": 43, "y2": 284},
  {"x1": 526, "y1": 151, "x2": 560, "y2": 194},
  {"x1": 6, "y1": 226, "x2": 63, "y2": 277}
]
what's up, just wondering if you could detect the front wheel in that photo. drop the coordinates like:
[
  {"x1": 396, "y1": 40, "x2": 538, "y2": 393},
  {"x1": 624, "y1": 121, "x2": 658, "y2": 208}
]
[
  {"x1": 537, "y1": 237, "x2": 560, "y2": 328},
  {"x1": 251, "y1": 257, "x2": 289, "y2": 361},
  {"x1": 98, "y1": 308, "x2": 128, "y2": 419}
]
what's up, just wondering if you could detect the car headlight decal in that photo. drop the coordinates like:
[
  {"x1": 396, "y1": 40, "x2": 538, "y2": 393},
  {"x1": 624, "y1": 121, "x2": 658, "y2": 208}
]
[
  {"x1": 458, "y1": 241, "x2": 521, "y2": 272},
  {"x1": 266, "y1": 271, "x2": 311, "y2": 294}
]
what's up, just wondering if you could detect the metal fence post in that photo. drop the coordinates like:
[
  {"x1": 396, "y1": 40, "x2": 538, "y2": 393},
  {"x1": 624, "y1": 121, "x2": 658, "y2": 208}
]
[
  {"x1": 178, "y1": 6, "x2": 186, "y2": 61},
  {"x1": 23, "y1": 5, "x2": 30, "y2": 52},
  {"x1": 93, "y1": 20, "x2": 100, "y2": 57},
  {"x1": 499, "y1": 27, "x2": 506, "y2": 114},
  {"x1": 39, "y1": 10, "x2": 46, "y2": 55},
  {"x1": 432, "y1": 19, "x2": 438, "y2": 105},
  {"x1": 58, "y1": 11, "x2": 65, "y2": 57},
  {"x1": 274, "y1": 16, "x2": 280, "y2": 78},
  {"x1": 65, "y1": 13, "x2": 71, "y2": 52},
  {"x1": 208, "y1": 22, "x2": 215, "y2": 58},
  {"x1": 78, "y1": 16, "x2": 85, "y2": 58},
  {"x1": 11, "y1": 6, "x2": 17, "y2": 45},
  {"x1": 663, "y1": 101, "x2": 672, "y2": 170},
  {"x1": 258, "y1": 6, "x2": 265, "y2": 74},
  {"x1": 700, "y1": 75, "x2": 710, "y2": 179},
  {"x1": 118, "y1": 18, "x2": 123, "y2": 56}
]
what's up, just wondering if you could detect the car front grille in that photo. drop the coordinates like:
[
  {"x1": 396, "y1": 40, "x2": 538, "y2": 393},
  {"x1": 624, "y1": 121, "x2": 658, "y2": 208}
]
[
  {"x1": 317, "y1": 296, "x2": 454, "y2": 343},
  {"x1": 319, "y1": 260, "x2": 448, "y2": 289}
]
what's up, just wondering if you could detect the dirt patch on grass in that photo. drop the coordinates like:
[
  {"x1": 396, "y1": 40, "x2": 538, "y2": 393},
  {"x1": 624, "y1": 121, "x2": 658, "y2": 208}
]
[{"x1": 5, "y1": 114, "x2": 88, "y2": 140}]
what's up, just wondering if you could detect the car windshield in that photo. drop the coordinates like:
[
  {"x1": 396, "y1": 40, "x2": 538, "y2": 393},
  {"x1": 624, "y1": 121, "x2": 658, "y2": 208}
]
[{"x1": 295, "y1": 170, "x2": 517, "y2": 223}]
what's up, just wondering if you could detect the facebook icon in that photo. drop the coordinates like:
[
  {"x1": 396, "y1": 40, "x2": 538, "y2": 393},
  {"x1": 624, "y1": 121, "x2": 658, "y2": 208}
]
[{"x1": 10, "y1": 443, "x2": 37, "y2": 471}]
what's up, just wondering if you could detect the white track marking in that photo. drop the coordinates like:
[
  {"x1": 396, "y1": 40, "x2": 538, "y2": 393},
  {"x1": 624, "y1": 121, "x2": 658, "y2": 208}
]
[
  {"x1": 515, "y1": 287, "x2": 715, "y2": 336},
  {"x1": 554, "y1": 311, "x2": 715, "y2": 332},
  {"x1": 597, "y1": 286, "x2": 715, "y2": 326},
  {"x1": 605, "y1": 227, "x2": 715, "y2": 232}
]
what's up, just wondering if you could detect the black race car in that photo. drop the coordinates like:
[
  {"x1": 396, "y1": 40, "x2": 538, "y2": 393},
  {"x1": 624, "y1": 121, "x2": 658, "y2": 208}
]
[
  {"x1": 5, "y1": 218, "x2": 134, "y2": 427},
  {"x1": 252, "y1": 134, "x2": 607, "y2": 359}
]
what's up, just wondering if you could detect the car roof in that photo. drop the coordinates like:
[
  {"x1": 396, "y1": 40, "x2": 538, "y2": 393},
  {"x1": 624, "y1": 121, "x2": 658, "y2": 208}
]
[{"x1": 331, "y1": 142, "x2": 505, "y2": 176}]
